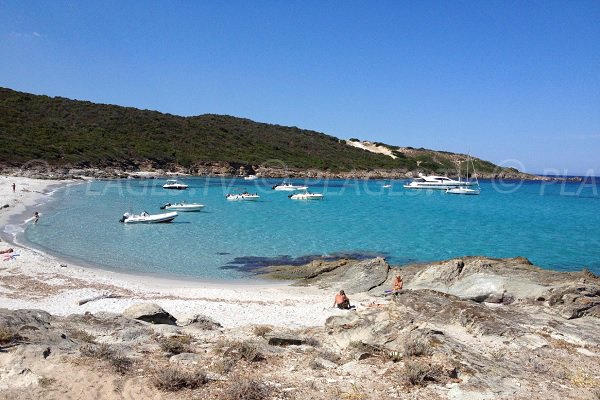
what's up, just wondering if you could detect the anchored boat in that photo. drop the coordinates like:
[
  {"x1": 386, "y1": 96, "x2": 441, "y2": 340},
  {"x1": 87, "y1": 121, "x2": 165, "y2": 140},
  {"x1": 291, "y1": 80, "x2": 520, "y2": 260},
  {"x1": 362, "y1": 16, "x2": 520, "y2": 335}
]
[
  {"x1": 119, "y1": 211, "x2": 178, "y2": 224},
  {"x1": 160, "y1": 202, "x2": 204, "y2": 211}
]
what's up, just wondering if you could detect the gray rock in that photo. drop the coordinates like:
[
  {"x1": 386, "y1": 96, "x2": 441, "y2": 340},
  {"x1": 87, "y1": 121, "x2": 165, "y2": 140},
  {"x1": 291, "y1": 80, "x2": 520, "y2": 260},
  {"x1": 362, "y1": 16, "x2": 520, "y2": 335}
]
[
  {"x1": 122, "y1": 303, "x2": 177, "y2": 325},
  {"x1": 169, "y1": 352, "x2": 202, "y2": 365},
  {"x1": 178, "y1": 314, "x2": 222, "y2": 329},
  {"x1": 301, "y1": 257, "x2": 390, "y2": 294},
  {"x1": 266, "y1": 333, "x2": 303, "y2": 347}
]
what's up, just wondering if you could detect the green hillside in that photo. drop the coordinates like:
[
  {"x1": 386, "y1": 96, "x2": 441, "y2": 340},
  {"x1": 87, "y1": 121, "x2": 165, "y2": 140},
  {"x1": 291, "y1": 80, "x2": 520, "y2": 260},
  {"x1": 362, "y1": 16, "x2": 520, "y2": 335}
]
[{"x1": 0, "y1": 87, "x2": 500, "y2": 174}]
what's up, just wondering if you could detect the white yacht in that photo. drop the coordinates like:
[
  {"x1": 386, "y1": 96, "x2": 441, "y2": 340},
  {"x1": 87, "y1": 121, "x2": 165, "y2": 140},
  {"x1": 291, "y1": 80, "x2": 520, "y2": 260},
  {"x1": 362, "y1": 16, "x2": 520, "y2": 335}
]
[
  {"x1": 226, "y1": 193, "x2": 260, "y2": 201},
  {"x1": 160, "y1": 202, "x2": 204, "y2": 211},
  {"x1": 243, "y1": 175, "x2": 258, "y2": 180},
  {"x1": 288, "y1": 192, "x2": 324, "y2": 200},
  {"x1": 162, "y1": 179, "x2": 188, "y2": 190},
  {"x1": 119, "y1": 211, "x2": 178, "y2": 224},
  {"x1": 403, "y1": 174, "x2": 473, "y2": 190},
  {"x1": 272, "y1": 183, "x2": 309, "y2": 191}
]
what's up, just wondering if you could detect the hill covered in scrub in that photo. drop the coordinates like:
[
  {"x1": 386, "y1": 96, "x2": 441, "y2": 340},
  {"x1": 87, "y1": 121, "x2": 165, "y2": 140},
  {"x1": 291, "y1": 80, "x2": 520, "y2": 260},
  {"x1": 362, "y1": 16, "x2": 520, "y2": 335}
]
[{"x1": 0, "y1": 87, "x2": 507, "y2": 176}]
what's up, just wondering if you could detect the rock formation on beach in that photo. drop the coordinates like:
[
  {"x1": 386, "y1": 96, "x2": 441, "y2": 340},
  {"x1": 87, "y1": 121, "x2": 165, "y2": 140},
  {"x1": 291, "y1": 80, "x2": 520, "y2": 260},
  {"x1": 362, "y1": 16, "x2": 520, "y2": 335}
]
[{"x1": 1, "y1": 256, "x2": 599, "y2": 399}]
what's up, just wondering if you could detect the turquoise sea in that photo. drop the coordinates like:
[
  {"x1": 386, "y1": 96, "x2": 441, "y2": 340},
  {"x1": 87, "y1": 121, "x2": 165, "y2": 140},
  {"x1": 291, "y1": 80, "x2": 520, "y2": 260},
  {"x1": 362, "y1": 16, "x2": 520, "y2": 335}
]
[{"x1": 17, "y1": 177, "x2": 600, "y2": 280}]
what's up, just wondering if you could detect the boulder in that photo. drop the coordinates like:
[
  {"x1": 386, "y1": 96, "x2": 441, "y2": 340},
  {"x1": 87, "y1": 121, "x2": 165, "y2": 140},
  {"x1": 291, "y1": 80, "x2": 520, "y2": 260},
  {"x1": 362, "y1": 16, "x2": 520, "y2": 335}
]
[
  {"x1": 122, "y1": 303, "x2": 177, "y2": 325},
  {"x1": 178, "y1": 314, "x2": 222, "y2": 329}
]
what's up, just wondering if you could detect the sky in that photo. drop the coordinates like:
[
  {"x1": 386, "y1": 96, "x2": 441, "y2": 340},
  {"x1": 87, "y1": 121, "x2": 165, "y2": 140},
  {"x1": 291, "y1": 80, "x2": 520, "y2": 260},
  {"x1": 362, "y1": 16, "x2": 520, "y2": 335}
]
[{"x1": 1, "y1": 1, "x2": 599, "y2": 175}]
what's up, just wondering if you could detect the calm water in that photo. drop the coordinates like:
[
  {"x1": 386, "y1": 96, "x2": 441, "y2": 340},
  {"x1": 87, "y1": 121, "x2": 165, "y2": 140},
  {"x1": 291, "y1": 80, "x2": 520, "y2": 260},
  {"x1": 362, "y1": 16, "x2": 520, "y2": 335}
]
[{"x1": 19, "y1": 177, "x2": 600, "y2": 280}]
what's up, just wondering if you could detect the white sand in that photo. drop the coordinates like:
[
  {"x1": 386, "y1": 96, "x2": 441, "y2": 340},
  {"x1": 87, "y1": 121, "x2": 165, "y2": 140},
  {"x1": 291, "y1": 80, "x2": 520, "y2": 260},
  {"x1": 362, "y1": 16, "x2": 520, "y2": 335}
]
[
  {"x1": 0, "y1": 176, "x2": 354, "y2": 328},
  {"x1": 345, "y1": 140, "x2": 398, "y2": 159}
]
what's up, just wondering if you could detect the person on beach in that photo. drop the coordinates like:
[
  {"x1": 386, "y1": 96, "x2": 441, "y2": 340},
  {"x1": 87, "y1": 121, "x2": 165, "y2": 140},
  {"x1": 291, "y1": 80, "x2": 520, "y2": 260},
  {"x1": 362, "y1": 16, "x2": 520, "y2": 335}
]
[
  {"x1": 12, "y1": 182, "x2": 15, "y2": 192},
  {"x1": 33, "y1": 212, "x2": 39, "y2": 224},
  {"x1": 0, "y1": 248, "x2": 14, "y2": 254},
  {"x1": 333, "y1": 290, "x2": 354, "y2": 310},
  {"x1": 392, "y1": 273, "x2": 403, "y2": 291}
]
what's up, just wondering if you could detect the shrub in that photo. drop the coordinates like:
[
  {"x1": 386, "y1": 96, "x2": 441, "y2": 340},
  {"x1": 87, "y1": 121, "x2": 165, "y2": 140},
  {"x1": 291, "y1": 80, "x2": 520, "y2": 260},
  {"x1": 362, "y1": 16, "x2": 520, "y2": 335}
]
[
  {"x1": 79, "y1": 343, "x2": 133, "y2": 375},
  {"x1": 159, "y1": 334, "x2": 193, "y2": 355},
  {"x1": 252, "y1": 325, "x2": 272, "y2": 337},
  {"x1": 80, "y1": 343, "x2": 113, "y2": 359},
  {"x1": 153, "y1": 366, "x2": 208, "y2": 391},
  {"x1": 68, "y1": 329, "x2": 96, "y2": 343},
  {"x1": 0, "y1": 327, "x2": 20, "y2": 346},
  {"x1": 402, "y1": 360, "x2": 444, "y2": 387},
  {"x1": 226, "y1": 340, "x2": 262, "y2": 362},
  {"x1": 403, "y1": 333, "x2": 432, "y2": 357},
  {"x1": 303, "y1": 336, "x2": 320, "y2": 347},
  {"x1": 212, "y1": 356, "x2": 235, "y2": 375},
  {"x1": 223, "y1": 377, "x2": 273, "y2": 400}
]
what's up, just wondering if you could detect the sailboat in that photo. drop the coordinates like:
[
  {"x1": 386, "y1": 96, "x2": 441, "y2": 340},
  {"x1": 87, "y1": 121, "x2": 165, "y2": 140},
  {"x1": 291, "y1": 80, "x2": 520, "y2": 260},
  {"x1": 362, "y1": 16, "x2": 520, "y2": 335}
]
[{"x1": 445, "y1": 156, "x2": 481, "y2": 195}]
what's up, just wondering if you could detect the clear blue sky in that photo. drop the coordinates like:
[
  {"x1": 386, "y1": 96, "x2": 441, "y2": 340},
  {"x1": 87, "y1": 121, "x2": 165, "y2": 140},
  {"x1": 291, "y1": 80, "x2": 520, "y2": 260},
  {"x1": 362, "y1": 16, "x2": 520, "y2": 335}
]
[{"x1": 1, "y1": 1, "x2": 599, "y2": 175}]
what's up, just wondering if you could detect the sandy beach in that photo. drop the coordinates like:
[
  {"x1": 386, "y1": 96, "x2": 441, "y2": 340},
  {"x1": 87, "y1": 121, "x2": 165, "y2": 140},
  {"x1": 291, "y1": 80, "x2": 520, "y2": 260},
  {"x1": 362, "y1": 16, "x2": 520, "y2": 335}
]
[{"x1": 0, "y1": 175, "x2": 356, "y2": 329}]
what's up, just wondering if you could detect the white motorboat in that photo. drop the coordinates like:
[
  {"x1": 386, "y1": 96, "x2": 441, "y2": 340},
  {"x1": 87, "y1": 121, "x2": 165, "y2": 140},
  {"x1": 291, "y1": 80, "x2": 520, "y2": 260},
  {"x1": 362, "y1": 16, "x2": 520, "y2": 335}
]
[
  {"x1": 272, "y1": 183, "x2": 309, "y2": 191},
  {"x1": 243, "y1": 175, "x2": 258, "y2": 180},
  {"x1": 403, "y1": 173, "x2": 473, "y2": 190},
  {"x1": 119, "y1": 211, "x2": 178, "y2": 224},
  {"x1": 383, "y1": 184, "x2": 392, "y2": 188},
  {"x1": 226, "y1": 193, "x2": 260, "y2": 201},
  {"x1": 288, "y1": 192, "x2": 324, "y2": 200},
  {"x1": 160, "y1": 202, "x2": 204, "y2": 211},
  {"x1": 163, "y1": 179, "x2": 188, "y2": 190},
  {"x1": 446, "y1": 187, "x2": 481, "y2": 195}
]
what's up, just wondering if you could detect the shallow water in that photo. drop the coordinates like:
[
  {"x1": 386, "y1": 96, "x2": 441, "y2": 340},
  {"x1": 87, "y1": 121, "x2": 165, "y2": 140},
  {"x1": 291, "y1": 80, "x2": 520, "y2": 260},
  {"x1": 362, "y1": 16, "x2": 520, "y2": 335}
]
[{"x1": 20, "y1": 177, "x2": 600, "y2": 279}]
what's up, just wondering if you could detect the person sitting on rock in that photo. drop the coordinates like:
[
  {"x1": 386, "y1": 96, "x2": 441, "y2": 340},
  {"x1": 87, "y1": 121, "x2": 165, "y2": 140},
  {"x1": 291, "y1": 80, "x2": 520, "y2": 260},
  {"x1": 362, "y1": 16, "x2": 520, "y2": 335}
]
[
  {"x1": 333, "y1": 290, "x2": 354, "y2": 310},
  {"x1": 392, "y1": 273, "x2": 403, "y2": 291}
]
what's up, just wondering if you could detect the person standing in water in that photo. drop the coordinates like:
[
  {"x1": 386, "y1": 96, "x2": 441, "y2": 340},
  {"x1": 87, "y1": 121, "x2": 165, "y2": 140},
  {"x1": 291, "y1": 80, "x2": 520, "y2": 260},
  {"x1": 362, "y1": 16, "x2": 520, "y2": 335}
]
[{"x1": 33, "y1": 212, "x2": 39, "y2": 224}]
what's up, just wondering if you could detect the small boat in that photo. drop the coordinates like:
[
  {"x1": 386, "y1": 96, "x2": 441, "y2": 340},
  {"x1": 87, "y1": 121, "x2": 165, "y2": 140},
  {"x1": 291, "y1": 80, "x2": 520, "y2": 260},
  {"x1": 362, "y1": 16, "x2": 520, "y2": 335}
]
[
  {"x1": 243, "y1": 175, "x2": 258, "y2": 180},
  {"x1": 226, "y1": 192, "x2": 260, "y2": 201},
  {"x1": 119, "y1": 211, "x2": 178, "y2": 224},
  {"x1": 163, "y1": 179, "x2": 188, "y2": 190},
  {"x1": 403, "y1": 173, "x2": 473, "y2": 190},
  {"x1": 272, "y1": 183, "x2": 309, "y2": 191},
  {"x1": 288, "y1": 192, "x2": 324, "y2": 200},
  {"x1": 446, "y1": 187, "x2": 481, "y2": 195},
  {"x1": 383, "y1": 184, "x2": 392, "y2": 188},
  {"x1": 160, "y1": 202, "x2": 204, "y2": 211}
]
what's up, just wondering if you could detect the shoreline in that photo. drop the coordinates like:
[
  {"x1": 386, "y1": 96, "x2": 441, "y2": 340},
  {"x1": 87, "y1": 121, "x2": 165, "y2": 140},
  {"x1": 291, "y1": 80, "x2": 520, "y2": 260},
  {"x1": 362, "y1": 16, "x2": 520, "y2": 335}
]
[{"x1": 0, "y1": 175, "x2": 348, "y2": 328}]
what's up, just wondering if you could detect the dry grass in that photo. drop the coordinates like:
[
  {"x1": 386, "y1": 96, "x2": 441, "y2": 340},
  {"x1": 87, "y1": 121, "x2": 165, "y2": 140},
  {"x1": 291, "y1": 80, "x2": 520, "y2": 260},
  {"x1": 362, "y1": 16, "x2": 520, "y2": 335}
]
[
  {"x1": 153, "y1": 366, "x2": 208, "y2": 392},
  {"x1": 252, "y1": 325, "x2": 272, "y2": 337},
  {"x1": 212, "y1": 356, "x2": 236, "y2": 375},
  {"x1": 402, "y1": 360, "x2": 445, "y2": 387},
  {"x1": 226, "y1": 340, "x2": 262, "y2": 362},
  {"x1": 0, "y1": 326, "x2": 22, "y2": 346},
  {"x1": 403, "y1": 333, "x2": 433, "y2": 357},
  {"x1": 79, "y1": 343, "x2": 133, "y2": 375},
  {"x1": 222, "y1": 376, "x2": 274, "y2": 400},
  {"x1": 159, "y1": 334, "x2": 194, "y2": 355},
  {"x1": 67, "y1": 329, "x2": 96, "y2": 343}
]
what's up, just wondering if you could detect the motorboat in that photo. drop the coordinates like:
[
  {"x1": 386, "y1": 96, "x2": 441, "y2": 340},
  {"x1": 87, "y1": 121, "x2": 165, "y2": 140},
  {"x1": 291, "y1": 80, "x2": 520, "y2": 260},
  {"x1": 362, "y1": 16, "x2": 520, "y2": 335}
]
[
  {"x1": 383, "y1": 184, "x2": 392, "y2": 188},
  {"x1": 446, "y1": 187, "x2": 481, "y2": 195},
  {"x1": 272, "y1": 183, "x2": 309, "y2": 191},
  {"x1": 403, "y1": 173, "x2": 473, "y2": 190},
  {"x1": 288, "y1": 192, "x2": 324, "y2": 200},
  {"x1": 243, "y1": 175, "x2": 258, "y2": 180},
  {"x1": 160, "y1": 202, "x2": 204, "y2": 211},
  {"x1": 162, "y1": 179, "x2": 188, "y2": 190},
  {"x1": 119, "y1": 211, "x2": 178, "y2": 224},
  {"x1": 226, "y1": 192, "x2": 260, "y2": 201}
]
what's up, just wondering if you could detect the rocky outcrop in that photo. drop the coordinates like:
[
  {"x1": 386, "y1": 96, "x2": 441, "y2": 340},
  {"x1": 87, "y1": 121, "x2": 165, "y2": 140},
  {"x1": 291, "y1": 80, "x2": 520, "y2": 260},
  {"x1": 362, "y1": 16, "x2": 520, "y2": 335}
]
[
  {"x1": 259, "y1": 257, "x2": 389, "y2": 294},
  {"x1": 122, "y1": 303, "x2": 177, "y2": 325}
]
